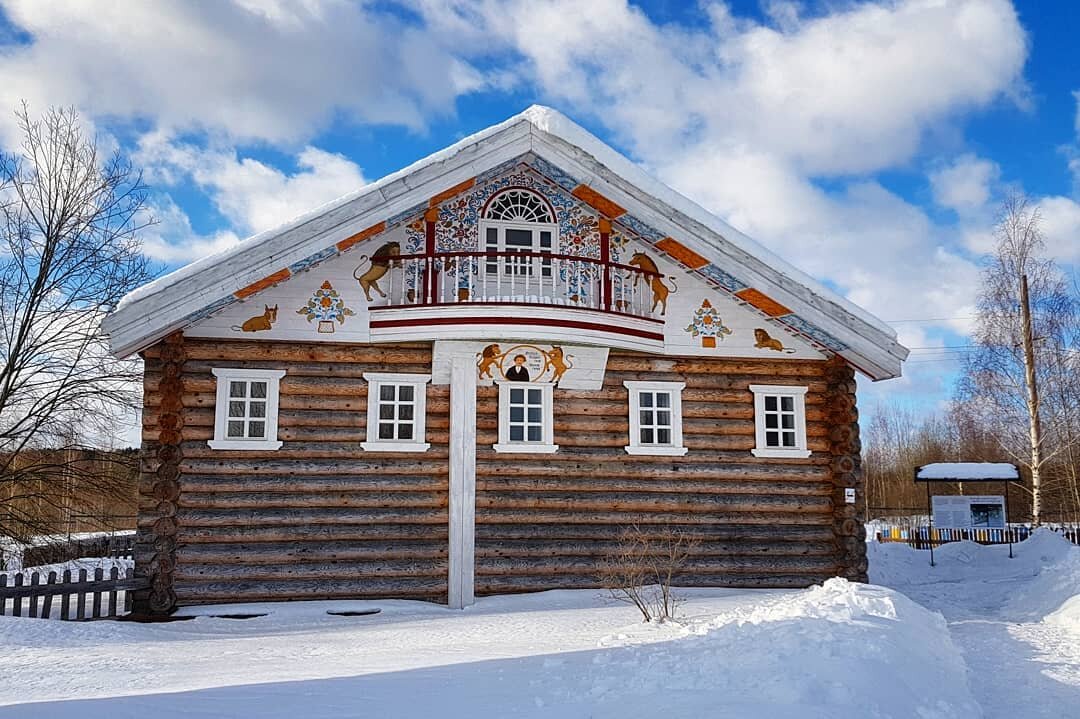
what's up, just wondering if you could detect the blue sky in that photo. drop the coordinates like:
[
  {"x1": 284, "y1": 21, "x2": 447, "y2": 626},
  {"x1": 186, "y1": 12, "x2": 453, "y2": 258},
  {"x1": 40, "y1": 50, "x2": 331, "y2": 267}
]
[{"x1": 0, "y1": 0, "x2": 1077, "y2": 420}]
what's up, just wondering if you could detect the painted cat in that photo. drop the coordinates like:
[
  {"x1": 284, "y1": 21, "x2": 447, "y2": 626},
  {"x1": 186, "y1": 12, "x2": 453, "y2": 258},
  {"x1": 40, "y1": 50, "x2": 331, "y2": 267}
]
[{"x1": 232, "y1": 305, "x2": 278, "y2": 332}]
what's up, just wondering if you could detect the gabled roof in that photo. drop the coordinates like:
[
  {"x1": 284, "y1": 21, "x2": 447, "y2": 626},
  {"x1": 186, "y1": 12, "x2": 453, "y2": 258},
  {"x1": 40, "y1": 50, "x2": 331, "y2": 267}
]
[{"x1": 103, "y1": 105, "x2": 908, "y2": 380}]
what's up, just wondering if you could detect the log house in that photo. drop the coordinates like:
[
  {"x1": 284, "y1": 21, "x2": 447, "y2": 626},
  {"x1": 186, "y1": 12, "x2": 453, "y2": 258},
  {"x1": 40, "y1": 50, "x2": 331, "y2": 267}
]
[{"x1": 104, "y1": 107, "x2": 908, "y2": 613}]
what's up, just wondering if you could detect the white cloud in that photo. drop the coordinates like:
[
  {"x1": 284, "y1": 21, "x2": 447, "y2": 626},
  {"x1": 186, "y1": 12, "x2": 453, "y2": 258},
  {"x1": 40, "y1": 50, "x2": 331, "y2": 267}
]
[
  {"x1": 137, "y1": 134, "x2": 366, "y2": 236},
  {"x1": 139, "y1": 198, "x2": 243, "y2": 264},
  {"x1": 1038, "y1": 195, "x2": 1080, "y2": 264},
  {"x1": 0, "y1": 0, "x2": 488, "y2": 145},
  {"x1": 929, "y1": 154, "x2": 1000, "y2": 214}
]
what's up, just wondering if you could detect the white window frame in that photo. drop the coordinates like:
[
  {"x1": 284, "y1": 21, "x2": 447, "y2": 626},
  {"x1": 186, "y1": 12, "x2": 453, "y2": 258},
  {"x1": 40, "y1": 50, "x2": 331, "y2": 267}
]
[
  {"x1": 208, "y1": 368, "x2": 286, "y2": 451},
  {"x1": 493, "y1": 381, "x2": 557, "y2": 454},
  {"x1": 623, "y1": 381, "x2": 687, "y2": 456},
  {"x1": 361, "y1": 372, "x2": 432, "y2": 453},
  {"x1": 750, "y1": 384, "x2": 810, "y2": 458}
]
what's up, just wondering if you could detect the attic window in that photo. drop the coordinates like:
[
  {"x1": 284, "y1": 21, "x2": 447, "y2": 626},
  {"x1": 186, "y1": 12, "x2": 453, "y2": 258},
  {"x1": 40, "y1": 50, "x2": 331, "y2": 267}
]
[{"x1": 483, "y1": 189, "x2": 555, "y2": 223}]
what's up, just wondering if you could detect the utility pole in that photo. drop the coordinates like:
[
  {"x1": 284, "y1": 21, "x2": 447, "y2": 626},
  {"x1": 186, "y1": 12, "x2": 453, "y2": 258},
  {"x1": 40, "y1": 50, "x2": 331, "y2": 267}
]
[{"x1": 1020, "y1": 273, "x2": 1043, "y2": 525}]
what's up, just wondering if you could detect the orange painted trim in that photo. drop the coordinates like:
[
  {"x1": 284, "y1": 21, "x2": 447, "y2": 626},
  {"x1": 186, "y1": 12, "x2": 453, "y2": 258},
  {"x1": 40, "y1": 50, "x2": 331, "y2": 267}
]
[
  {"x1": 735, "y1": 287, "x2": 793, "y2": 317},
  {"x1": 571, "y1": 184, "x2": 626, "y2": 218},
  {"x1": 234, "y1": 268, "x2": 291, "y2": 299},
  {"x1": 655, "y1": 237, "x2": 708, "y2": 269},
  {"x1": 429, "y1": 178, "x2": 475, "y2": 207},
  {"x1": 336, "y1": 221, "x2": 387, "y2": 252}
]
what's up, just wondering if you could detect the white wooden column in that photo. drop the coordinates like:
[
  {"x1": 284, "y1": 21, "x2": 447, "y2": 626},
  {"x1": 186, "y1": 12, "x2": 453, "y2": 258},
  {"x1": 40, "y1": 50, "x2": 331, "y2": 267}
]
[{"x1": 448, "y1": 355, "x2": 477, "y2": 608}]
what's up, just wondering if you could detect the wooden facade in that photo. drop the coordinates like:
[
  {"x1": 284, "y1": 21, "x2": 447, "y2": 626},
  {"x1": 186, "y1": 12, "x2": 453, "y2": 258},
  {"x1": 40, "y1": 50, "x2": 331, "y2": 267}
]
[
  {"x1": 112, "y1": 107, "x2": 902, "y2": 613},
  {"x1": 134, "y1": 337, "x2": 866, "y2": 609}
]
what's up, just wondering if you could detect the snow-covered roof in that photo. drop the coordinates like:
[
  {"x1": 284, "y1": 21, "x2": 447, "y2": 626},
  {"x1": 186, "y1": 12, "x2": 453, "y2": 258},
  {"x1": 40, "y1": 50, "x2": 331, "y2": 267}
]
[
  {"x1": 915, "y1": 463, "x2": 1021, "y2": 481},
  {"x1": 103, "y1": 105, "x2": 909, "y2": 379}
]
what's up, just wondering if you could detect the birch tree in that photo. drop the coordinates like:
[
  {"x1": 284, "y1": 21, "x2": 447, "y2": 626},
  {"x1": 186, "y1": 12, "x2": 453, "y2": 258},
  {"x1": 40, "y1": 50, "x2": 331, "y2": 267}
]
[
  {"x1": 0, "y1": 104, "x2": 153, "y2": 541},
  {"x1": 955, "y1": 195, "x2": 1079, "y2": 525}
]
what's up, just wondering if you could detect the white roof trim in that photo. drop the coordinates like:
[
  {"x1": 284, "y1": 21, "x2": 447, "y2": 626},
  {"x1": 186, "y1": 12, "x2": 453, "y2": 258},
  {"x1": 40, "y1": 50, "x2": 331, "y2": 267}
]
[{"x1": 103, "y1": 105, "x2": 908, "y2": 379}]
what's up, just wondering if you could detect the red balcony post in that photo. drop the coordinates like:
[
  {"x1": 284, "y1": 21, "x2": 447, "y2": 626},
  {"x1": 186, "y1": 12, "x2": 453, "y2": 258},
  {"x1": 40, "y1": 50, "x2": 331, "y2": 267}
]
[
  {"x1": 424, "y1": 207, "x2": 438, "y2": 304},
  {"x1": 599, "y1": 218, "x2": 612, "y2": 312}
]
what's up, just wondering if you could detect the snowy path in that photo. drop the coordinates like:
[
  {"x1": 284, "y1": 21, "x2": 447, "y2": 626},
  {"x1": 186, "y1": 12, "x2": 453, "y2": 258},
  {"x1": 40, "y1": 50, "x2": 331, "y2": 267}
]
[{"x1": 871, "y1": 534, "x2": 1080, "y2": 719}]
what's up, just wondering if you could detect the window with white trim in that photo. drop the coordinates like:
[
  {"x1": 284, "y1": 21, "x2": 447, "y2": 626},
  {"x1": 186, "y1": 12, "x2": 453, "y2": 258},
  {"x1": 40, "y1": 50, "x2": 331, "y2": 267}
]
[
  {"x1": 623, "y1": 381, "x2": 687, "y2": 456},
  {"x1": 208, "y1": 368, "x2": 285, "y2": 450},
  {"x1": 750, "y1": 385, "x2": 810, "y2": 458},
  {"x1": 361, "y1": 373, "x2": 431, "y2": 452},
  {"x1": 494, "y1": 382, "x2": 557, "y2": 453},
  {"x1": 480, "y1": 189, "x2": 557, "y2": 279}
]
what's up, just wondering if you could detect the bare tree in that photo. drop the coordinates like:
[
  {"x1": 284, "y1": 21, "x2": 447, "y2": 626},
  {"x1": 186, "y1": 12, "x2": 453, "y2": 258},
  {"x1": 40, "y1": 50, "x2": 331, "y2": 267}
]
[
  {"x1": 0, "y1": 104, "x2": 153, "y2": 542},
  {"x1": 599, "y1": 525, "x2": 698, "y2": 622},
  {"x1": 955, "y1": 195, "x2": 1080, "y2": 525}
]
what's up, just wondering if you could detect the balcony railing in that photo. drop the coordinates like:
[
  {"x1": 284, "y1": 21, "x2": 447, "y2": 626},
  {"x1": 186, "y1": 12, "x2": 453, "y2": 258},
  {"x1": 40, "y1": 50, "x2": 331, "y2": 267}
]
[{"x1": 368, "y1": 250, "x2": 663, "y2": 319}]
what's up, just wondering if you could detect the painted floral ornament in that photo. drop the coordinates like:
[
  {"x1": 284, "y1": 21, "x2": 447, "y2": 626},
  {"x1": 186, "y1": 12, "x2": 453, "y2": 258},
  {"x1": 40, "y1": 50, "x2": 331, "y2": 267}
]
[
  {"x1": 685, "y1": 298, "x2": 733, "y2": 348},
  {"x1": 297, "y1": 281, "x2": 356, "y2": 333}
]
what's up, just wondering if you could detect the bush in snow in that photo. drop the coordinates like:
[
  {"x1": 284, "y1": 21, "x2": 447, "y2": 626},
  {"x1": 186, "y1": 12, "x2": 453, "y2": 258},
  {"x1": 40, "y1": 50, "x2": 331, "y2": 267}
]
[{"x1": 599, "y1": 524, "x2": 698, "y2": 622}]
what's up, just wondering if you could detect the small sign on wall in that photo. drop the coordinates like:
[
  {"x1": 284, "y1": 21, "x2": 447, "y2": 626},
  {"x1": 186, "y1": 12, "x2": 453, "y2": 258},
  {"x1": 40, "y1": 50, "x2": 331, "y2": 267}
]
[
  {"x1": 844, "y1": 488, "x2": 856, "y2": 504},
  {"x1": 931, "y1": 495, "x2": 1006, "y2": 529}
]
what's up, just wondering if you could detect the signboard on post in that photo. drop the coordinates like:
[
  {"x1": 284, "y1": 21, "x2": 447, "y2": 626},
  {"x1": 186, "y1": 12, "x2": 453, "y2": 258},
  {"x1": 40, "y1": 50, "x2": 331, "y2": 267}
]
[{"x1": 931, "y1": 495, "x2": 1006, "y2": 529}]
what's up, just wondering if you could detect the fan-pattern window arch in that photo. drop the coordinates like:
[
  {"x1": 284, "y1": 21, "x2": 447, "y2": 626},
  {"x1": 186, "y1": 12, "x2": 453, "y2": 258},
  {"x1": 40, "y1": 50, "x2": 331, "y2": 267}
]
[
  {"x1": 483, "y1": 189, "x2": 555, "y2": 223},
  {"x1": 480, "y1": 189, "x2": 558, "y2": 278}
]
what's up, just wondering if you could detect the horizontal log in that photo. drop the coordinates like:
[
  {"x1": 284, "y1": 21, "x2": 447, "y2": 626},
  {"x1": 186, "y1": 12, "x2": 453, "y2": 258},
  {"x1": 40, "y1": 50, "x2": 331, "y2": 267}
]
[
  {"x1": 175, "y1": 559, "x2": 448, "y2": 582},
  {"x1": 181, "y1": 523, "x2": 450, "y2": 544},
  {"x1": 472, "y1": 509, "x2": 832, "y2": 525},
  {"x1": 177, "y1": 542, "x2": 447, "y2": 565},
  {"x1": 174, "y1": 577, "x2": 446, "y2": 603},
  {"x1": 155, "y1": 340, "x2": 431, "y2": 363},
  {"x1": 179, "y1": 490, "x2": 448, "y2": 510},
  {"x1": 474, "y1": 539, "x2": 839, "y2": 559},
  {"x1": 177, "y1": 442, "x2": 450, "y2": 460},
  {"x1": 179, "y1": 474, "x2": 448, "y2": 493},
  {"x1": 174, "y1": 507, "x2": 449, "y2": 527},
  {"x1": 605, "y1": 352, "x2": 827, "y2": 373},
  {"x1": 476, "y1": 477, "x2": 831, "y2": 496},
  {"x1": 473, "y1": 491, "x2": 831, "y2": 514},
  {"x1": 473, "y1": 554, "x2": 842, "y2": 575},
  {"x1": 475, "y1": 573, "x2": 831, "y2": 594},
  {"x1": 474, "y1": 523, "x2": 837, "y2": 542}
]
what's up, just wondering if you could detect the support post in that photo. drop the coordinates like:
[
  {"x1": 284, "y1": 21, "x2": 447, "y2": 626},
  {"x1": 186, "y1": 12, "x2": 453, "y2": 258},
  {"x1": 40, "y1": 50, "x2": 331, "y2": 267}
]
[
  {"x1": 926, "y1": 480, "x2": 935, "y2": 567},
  {"x1": 448, "y1": 355, "x2": 476, "y2": 609},
  {"x1": 424, "y1": 207, "x2": 438, "y2": 305}
]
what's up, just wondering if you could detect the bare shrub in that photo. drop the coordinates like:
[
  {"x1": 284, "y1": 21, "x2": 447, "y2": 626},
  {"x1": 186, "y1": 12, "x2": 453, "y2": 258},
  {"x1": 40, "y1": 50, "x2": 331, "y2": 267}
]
[{"x1": 599, "y1": 524, "x2": 699, "y2": 622}]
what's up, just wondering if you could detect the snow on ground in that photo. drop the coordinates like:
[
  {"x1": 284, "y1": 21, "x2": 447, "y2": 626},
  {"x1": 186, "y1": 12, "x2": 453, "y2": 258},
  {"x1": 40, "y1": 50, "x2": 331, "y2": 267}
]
[
  {"x1": 1, "y1": 580, "x2": 978, "y2": 718},
  {"x1": 870, "y1": 529, "x2": 1080, "y2": 719}
]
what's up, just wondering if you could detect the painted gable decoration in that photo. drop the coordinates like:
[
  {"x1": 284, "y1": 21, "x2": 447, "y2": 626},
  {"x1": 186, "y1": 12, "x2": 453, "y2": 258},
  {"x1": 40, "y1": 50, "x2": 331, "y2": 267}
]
[
  {"x1": 685, "y1": 299, "x2": 733, "y2": 348},
  {"x1": 297, "y1": 281, "x2": 356, "y2": 333},
  {"x1": 476, "y1": 343, "x2": 575, "y2": 385}
]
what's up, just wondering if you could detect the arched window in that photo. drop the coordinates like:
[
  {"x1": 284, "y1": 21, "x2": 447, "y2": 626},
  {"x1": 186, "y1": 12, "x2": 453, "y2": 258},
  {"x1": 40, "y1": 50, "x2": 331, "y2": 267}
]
[{"x1": 480, "y1": 189, "x2": 557, "y2": 278}]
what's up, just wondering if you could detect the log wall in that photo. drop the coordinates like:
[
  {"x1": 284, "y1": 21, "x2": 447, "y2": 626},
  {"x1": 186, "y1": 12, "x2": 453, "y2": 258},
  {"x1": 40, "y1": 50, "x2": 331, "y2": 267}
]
[
  {"x1": 135, "y1": 339, "x2": 863, "y2": 609},
  {"x1": 474, "y1": 351, "x2": 851, "y2": 593},
  {"x1": 137, "y1": 339, "x2": 450, "y2": 606}
]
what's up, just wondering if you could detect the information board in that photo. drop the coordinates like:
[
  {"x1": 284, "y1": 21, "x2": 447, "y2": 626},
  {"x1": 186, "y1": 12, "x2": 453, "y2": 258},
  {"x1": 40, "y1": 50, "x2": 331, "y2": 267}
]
[{"x1": 931, "y1": 495, "x2": 1006, "y2": 529}]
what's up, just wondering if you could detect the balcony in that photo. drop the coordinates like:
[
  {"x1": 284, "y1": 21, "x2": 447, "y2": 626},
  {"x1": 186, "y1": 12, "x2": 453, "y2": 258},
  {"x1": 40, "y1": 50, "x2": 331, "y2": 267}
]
[{"x1": 366, "y1": 250, "x2": 667, "y2": 351}]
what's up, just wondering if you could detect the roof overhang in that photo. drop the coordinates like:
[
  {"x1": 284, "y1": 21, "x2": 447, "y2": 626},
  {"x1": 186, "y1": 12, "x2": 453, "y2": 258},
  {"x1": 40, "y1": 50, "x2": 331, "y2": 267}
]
[{"x1": 103, "y1": 106, "x2": 909, "y2": 380}]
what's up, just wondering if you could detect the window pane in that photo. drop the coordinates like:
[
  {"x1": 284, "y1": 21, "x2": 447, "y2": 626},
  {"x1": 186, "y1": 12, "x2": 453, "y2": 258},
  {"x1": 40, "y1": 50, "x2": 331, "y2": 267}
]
[
  {"x1": 766, "y1": 431, "x2": 779, "y2": 447},
  {"x1": 782, "y1": 432, "x2": 796, "y2": 448},
  {"x1": 380, "y1": 385, "x2": 395, "y2": 401},
  {"x1": 505, "y1": 228, "x2": 533, "y2": 248},
  {"x1": 510, "y1": 388, "x2": 524, "y2": 403},
  {"x1": 229, "y1": 381, "x2": 247, "y2": 398},
  {"x1": 248, "y1": 421, "x2": 266, "y2": 438},
  {"x1": 656, "y1": 411, "x2": 671, "y2": 427},
  {"x1": 527, "y1": 425, "x2": 542, "y2": 442},
  {"x1": 657, "y1": 428, "x2": 671, "y2": 445},
  {"x1": 528, "y1": 388, "x2": 542, "y2": 404},
  {"x1": 399, "y1": 385, "x2": 414, "y2": 402},
  {"x1": 249, "y1": 401, "x2": 266, "y2": 418},
  {"x1": 399, "y1": 404, "x2": 414, "y2": 421},
  {"x1": 641, "y1": 428, "x2": 654, "y2": 444},
  {"x1": 379, "y1": 404, "x2": 395, "y2": 420},
  {"x1": 640, "y1": 410, "x2": 653, "y2": 425},
  {"x1": 781, "y1": 396, "x2": 794, "y2": 412},
  {"x1": 227, "y1": 421, "x2": 245, "y2": 438},
  {"x1": 378, "y1": 422, "x2": 395, "y2": 440},
  {"x1": 540, "y1": 231, "x2": 552, "y2": 249},
  {"x1": 510, "y1": 425, "x2": 524, "y2": 441},
  {"x1": 510, "y1": 406, "x2": 524, "y2": 423},
  {"x1": 250, "y1": 382, "x2": 267, "y2": 399},
  {"x1": 486, "y1": 226, "x2": 498, "y2": 246},
  {"x1": 781, "y1": 414, "x2": 795, "y2": 429},
  {"x1": 765, "y1": 414, "x2": 778, "y2": 429},
  {"x1": 527, "y1": 406, "x2": 541, "y2": 422},
  {"x1": 399, "y1": 424, "x2": 413, "y2": 440},
  {"x1": 764, "y1": 395, "x2": 777, "y2": 411},
  {"x1": 639, "y1": 393, "x2": 653, "y2": 408},
  {"x1": 655, "y1": 393, "x2": 670, "y2": 408},
  {"x1": 228, "y1": 401, "x2": 246, "y2": 418}
]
